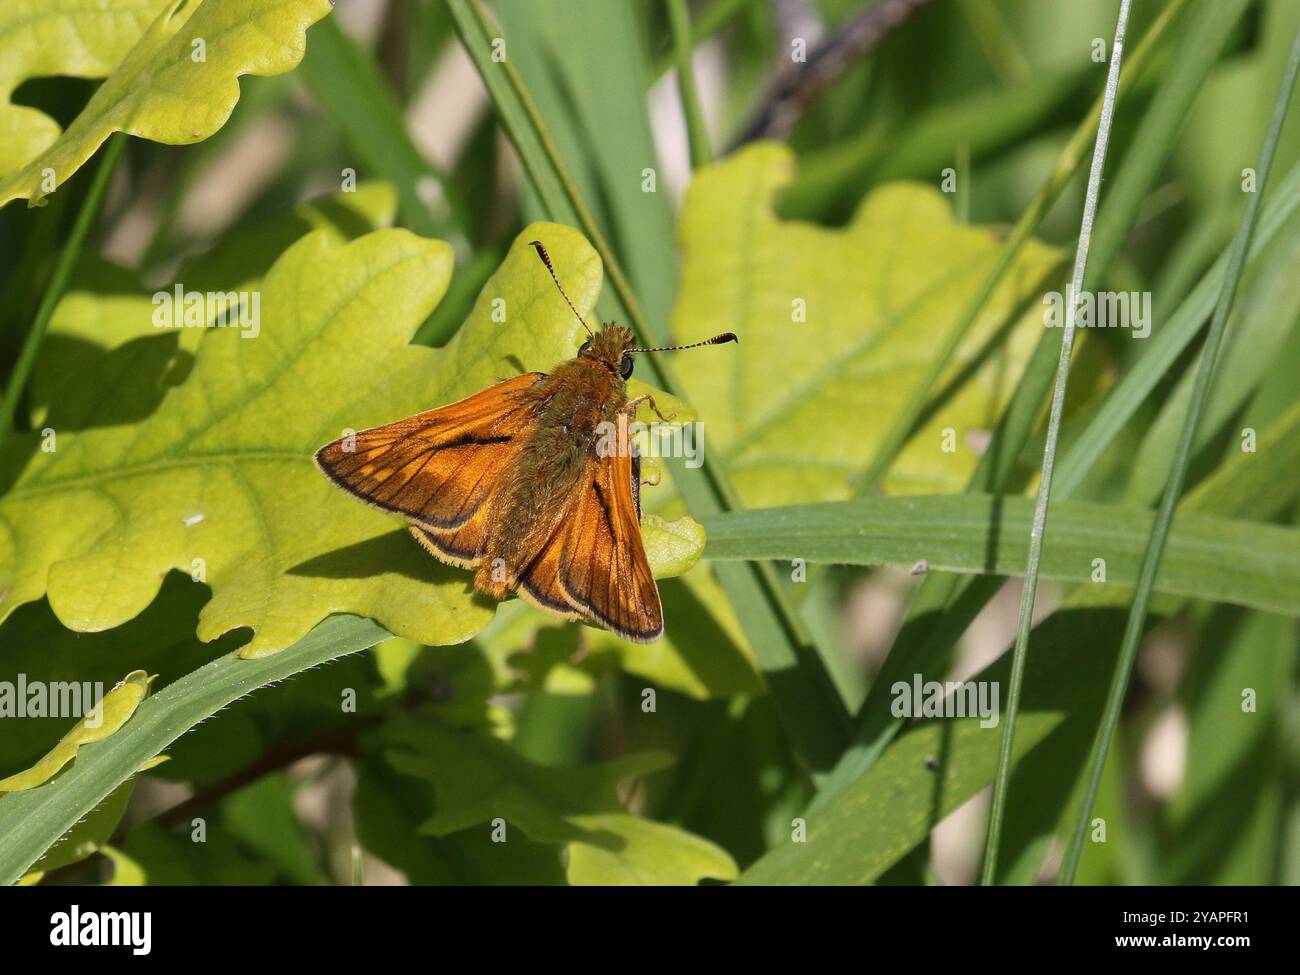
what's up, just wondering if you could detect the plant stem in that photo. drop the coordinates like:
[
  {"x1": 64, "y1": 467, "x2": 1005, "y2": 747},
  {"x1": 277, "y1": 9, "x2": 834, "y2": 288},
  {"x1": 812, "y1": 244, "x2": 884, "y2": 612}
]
[
  {"x1": 1056, "y1": 21, "x2": 1300, "y2": 886},
  {"x1": 731, "y1": 0, "x2": 935, "y2": 146},
  {"x1": 649, "y1": 0, "x2": 755, "y2": 81},
  {"x1": 668, "y1": 0, "x2": 713, "y2": 168},
  {"x1": 980, "y1": 0, "x2": 1133, "y2": 886},
  {"x1": 0, "y1": 134, "x2": 126, "y2": 457}
]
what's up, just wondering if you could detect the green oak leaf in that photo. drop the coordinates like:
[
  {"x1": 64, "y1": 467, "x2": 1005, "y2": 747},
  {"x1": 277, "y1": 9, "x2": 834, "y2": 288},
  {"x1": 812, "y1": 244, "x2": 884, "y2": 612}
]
[
  {"x1": 384, "y1": 713, "x2": 737, "y2": 886},
  {"x1": 0, "y1": 223, "x2": 704, "y2": 656},
  {"x1": 478, "y1": 144, "x2": 1062, "y2": 697},
  {"x1": 353, "y1": 757, "x2": 568, "y2": 884},
  {"x1": 0, "y1": 671, "x2": 155, "y2": 792},
  {"x1": 0, "y1": 0, "x2": 333, "y2": 207},
  {"x1": 564, "y1": 813, "x2": 740, "y2": 885},
  {"x1": 31, "y1": 181, "x2": 398, "y2": 429},
  {"x1": 0, "y1": 0, "x2": 170, "y2": 188},
  {"x1": 670, "y1": 143, "x2": 1065, "y2": 504},
  {"x1": 119, "y1": 820, "x2": 276, "y2": 884}
]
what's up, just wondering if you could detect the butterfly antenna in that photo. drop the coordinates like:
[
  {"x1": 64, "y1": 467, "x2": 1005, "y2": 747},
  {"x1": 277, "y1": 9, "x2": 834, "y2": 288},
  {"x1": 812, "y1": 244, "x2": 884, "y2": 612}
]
[
  {"x1": 631, "y1": 332, "x2": 738, "y2": 353},
  {"x1": 529, "y1": 240, "x2": 594, "y2": 339}
]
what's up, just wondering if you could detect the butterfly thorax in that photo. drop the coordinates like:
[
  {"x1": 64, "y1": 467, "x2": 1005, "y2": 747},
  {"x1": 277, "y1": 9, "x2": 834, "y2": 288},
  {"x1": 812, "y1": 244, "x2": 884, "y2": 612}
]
[{"x1": 479, "y1": 342, "x2": 631, "y2": 592}]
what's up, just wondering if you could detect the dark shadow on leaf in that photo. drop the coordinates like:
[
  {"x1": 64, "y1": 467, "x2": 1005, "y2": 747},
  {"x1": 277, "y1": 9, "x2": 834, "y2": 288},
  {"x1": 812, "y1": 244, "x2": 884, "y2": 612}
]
[
  {"x1": 0, "y1": 332, "x2": 192, "y2": 494},
  {"x1": 306, "y1": 195, "x2": 379, "y2": 240},
  {"x1": 38, "y1": 332, "x2": 192, "y2": 430},
  {"x1": 659, "y1": 575, "x2": 764, "y2": 695},
  {"x1": 287, "y1": 529, "x2": 484, "y2": 601}
]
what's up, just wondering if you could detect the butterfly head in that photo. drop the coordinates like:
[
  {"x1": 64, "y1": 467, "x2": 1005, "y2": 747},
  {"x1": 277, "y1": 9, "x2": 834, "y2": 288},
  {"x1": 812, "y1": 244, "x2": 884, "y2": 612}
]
[{"x1": 579, "y1": 324, "x2": 637, "y2": 380}]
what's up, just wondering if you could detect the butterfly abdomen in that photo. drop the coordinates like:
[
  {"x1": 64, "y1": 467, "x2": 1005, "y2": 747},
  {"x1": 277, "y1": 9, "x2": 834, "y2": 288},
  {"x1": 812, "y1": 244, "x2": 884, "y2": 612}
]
[{"x1": 474, "y1": 361, "x2": 626, "y2": 597}]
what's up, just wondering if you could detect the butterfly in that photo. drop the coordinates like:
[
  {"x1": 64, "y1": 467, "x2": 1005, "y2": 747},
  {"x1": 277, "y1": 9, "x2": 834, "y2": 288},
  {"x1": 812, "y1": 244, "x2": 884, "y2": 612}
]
[{"x1": 315, "y1": 241, "x2": 736, "y2": 643}]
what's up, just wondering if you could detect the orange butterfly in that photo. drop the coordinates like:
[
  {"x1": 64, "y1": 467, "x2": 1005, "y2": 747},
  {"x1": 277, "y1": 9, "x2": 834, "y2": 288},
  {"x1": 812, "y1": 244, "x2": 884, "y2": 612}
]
[{"x1": 315, "y1": 241, "x2": 736, "y2": 643}]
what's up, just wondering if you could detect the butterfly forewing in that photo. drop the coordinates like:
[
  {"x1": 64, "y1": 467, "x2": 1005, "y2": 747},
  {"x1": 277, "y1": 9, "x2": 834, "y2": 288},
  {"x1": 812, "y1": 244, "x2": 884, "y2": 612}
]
[
  {"x1": 314, "y1": 373, "x2": 543, "y2": 532},
  {"x1": 317, "y1": 357, "x2": 664, "y2": 642}
]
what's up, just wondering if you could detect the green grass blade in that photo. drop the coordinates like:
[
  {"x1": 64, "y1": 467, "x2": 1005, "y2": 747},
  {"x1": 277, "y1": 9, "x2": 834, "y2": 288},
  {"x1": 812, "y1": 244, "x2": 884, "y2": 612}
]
[
  {"x1": 668, "y1": 0, "x2": 713, "y2": 168},
  {"x1": 1183, "y1": 399, "x2": 1300, "y2": 516},
  {"x1": 958, "y1": 0, "x2": 1032, "y2": 85},
  {"x1": 496, "y1": 0, "x2": 677, "y2": 340},
  {"x1": 1058, "y1": 23, "x2": 1300, "y2": 885},
  {"x1": 782, "y1": 66, "x2": 1090, "y2": 221},
  {"x1": 808, "y1": 0, "x2": 1257, "y2": 817},
  {"x1": 1055, "y1": 158, "x2": 1300, "y2": 498},
  {"x1": 648, "y1": 0, "x2": 755, "y2": 81},
  {"x1": 0, "y1": 134, "x2": 125, "y2": 456},
  {"x1": 737, "y1": 607, "x2": 1130, "y2": 884},
  {"x1": 980, "y1": 0, "x2": 1133, "y2": 886},
  {"x1": 0, "y1": 615, "x2": 388, "y2": 885},
  {"x1": 1082, "y1": 0, "x2": 1253, "y2": 299},
  {"x1": 701, "y1": 496, "x2": 1300, "y2": 615},
  {"x1": 1162, "y1": 606, "x2": 1292, "y2": 883},
  {"x1": 448, "y1": 0, "x2": 852, "y2": 771},
  {"x1": 298, "y1": 16, "x2": 468, "y2": 254},
  {"x1": 854, "y1": 0, "x2": 1188, "y2": 495}
]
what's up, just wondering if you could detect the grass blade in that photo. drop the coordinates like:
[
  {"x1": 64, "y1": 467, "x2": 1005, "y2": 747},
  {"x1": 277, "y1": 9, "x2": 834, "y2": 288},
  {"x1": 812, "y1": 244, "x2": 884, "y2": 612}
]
[
  {"x1": 496, "y1": 0, "x2": 677, "y2": 340},
  {"x1": 981, "y1": 0, "x2": 1132, "y2": 885},
  {"x1": 0, "y1": 615, "x2": 388, "y2": 885},
  {"x1": 648, "y1": 0, "x2": 756, "y2": 81},
  {"x1": 701, "y1": 495, "x2": 1300, "y2": 616},
  {"x1": 448, "y1": 0, "x2": 852, "y2": 771},
  {"x1": 1055, "y1": 156, "x2": 1300, "y2": 498},
  {"x1": 738, "y1": 607, "x2": 1130, "y2": 884},
  {"x1": 668, "y1": 0, "x2": 713, "y2": 168},
  {"x1": 854, "y1": 0, "x2": 1188, "y2": 495},
  {"x1": 0, "y1": 134, "x2": 125, "y2": 456},
  {"x1": 808, "y1": 0, "x2": 1250, "y2": 817},
  {"x1": 298, "y1": 16, "x2": 468, "y2": 254},
  {"x1": 1057, "y1": 22, "x2": 1300, "y2": 885}
]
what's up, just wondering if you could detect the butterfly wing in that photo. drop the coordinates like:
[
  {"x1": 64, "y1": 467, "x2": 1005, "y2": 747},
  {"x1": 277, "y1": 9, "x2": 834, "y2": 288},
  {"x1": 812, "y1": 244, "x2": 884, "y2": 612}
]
[
  {"x1": 540, "y1": 444, "x2": 662, "y2": 643},
  {"x1": 511, "y1": 515, "x2": 586, "y2": 620},
  {"x1": 315, "y1": 372, "x2": 544, "y2": 566}
]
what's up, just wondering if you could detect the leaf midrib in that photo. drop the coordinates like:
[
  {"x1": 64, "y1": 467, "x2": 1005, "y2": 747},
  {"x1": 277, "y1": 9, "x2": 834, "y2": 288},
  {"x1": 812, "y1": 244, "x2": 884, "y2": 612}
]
[{"x1": 4, "y1": 448, "x2": 311, "y2": 501}]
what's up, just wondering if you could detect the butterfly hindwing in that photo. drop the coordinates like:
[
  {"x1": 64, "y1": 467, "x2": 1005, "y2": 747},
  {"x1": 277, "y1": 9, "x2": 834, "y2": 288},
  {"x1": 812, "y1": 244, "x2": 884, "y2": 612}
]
[{"x1": 548, "y1": 443, "x2": 662, "y2": 643}]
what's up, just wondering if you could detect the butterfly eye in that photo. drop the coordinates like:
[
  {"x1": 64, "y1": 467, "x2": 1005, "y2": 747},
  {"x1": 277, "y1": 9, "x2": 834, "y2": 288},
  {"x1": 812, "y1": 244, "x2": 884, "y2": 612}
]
[
  {"x1": 619, "y1": 355, "x2": 634, "y2": 380},
  {"x1": 579, "y1": 339, "x2": 591, "y2": 354}
]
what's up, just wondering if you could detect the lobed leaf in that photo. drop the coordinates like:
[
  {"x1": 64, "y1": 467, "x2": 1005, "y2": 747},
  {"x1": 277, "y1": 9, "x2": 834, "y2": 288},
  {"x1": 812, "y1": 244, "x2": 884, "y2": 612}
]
[
  {"x1": 0, "y1": 0, "x2": 333, "y2": 207},
  {"x1": 671, "y1": 144, "x2": 1063, "y2": 506},
  {"x1": 0, "y1": 223, "x2": 704, "y2": 657},
  {"x1": 0, "y1": 670, "x2": 154, "y2": 792},
  {"x1": 384, "y1": 712, "x2": 737, "y2": 885}
]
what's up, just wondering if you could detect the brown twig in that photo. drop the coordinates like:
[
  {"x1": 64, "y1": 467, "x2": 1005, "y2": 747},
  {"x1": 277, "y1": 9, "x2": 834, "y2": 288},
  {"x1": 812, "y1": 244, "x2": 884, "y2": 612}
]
[
  {"x1": 730, "y1": 0, "x2": 936, "y2": 148},
  {"x1": 33, "y1": 719, "x2": 376, "y2": 884},
  {"x1": 148, "y1": 716, "x2": 380, "y2": 831}
]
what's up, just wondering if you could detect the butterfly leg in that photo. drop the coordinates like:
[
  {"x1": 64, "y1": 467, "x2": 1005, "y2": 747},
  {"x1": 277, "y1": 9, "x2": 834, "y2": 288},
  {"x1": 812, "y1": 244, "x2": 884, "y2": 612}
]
[{"x1": 623, "y1": 394, "x2": 676, "y2": 423}]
